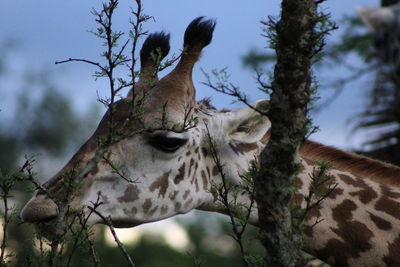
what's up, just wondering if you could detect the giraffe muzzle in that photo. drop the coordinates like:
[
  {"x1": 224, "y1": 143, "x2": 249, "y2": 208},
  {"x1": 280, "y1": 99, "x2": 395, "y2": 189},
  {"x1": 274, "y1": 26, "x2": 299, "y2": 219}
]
[{"x1": 20, "y1": 194, "x2": 59, "y2": 223}]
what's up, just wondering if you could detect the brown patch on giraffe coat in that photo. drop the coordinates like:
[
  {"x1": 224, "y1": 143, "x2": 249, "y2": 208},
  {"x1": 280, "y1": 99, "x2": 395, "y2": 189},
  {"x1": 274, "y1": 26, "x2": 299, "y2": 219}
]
[
  {"x1": 305, "y1": 206, "x2": 321, "y2": 222},
  {"x1": 183, "y1": 190, "x2": 190, "y2": 200},
  {"x1": 201, "y1": 170, "x2": 208, "y2": 190},
  {"x1": 117, "y1": 184, "x2": 140, "y2": 203},
  {"x1": 368, "y1": 212, "x2": 392, "y2": 230},
  {"x1": 123, "y1": 207, "x2": 138, "y2": 216},
  {"x1": 190, "y1": 163, "x2": 199, "y2": 192},
  {"x1": 383, "y1": 235, "x2": 400, "y2": 266},
  {"x1": 300, "y1": 140, "x2": 400, "y2": 187},
  {"x1": 194, "y1": 147, "x2": 199, "y2": 154},
  {"x1": 375, "y1": 196, "x2": 400, "y2": 220},
  {"x1": 316, "y1": 199, "x2": 374, "y2": 266},
  {"x1": 380, "y1": 184, "x2": 400, "y2": 199},
  {"x1": 328, "y1": 187, "x2": 344, "y2": 199},
  {"x1": 142, "y1": 198, "x2": 152, "y2": 213},
  {"x1": 174, "y1": 163, "x2": 185, "y2": 184},
  {"x1": 169, "y1": 191, "x2": 179, "y2": 200},
  {"x1": 194, "y1": 178, "x2": 199, "y2": 192},
  {"x1": 235, "y1": 142, "x2": 259, "y2": 154},
  {"x1": 148, "y1": 206, "x2": 159, "y2": 217},
  {"x1": 201, "y1": 147, "x2": 209, "y2": 158},
  {"x1": 293, "y1": 177, "x2": 303, "y2": 188},
  {"x1": 339, "y1": 174, "x2": 378, "y2": 204},
  {"x1": 149, "y1": 171, "x2": 170, "y2": 198},
  {"x1": 332, "y1": 199, "x2": 357, "y2": 221},
  {"x1": 291, "y1": 193, "x2": 303, "y2": 206}
]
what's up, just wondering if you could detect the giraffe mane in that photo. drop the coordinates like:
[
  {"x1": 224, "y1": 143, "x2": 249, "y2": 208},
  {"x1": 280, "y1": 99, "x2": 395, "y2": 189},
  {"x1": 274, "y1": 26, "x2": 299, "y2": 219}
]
[{"x1": 300, "y1": 140, "x2": 400, "y2": 187}]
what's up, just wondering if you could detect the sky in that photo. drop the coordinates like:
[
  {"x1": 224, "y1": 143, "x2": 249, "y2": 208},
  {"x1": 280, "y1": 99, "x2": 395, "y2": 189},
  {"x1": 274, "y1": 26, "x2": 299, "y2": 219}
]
[
  {"x1": 0, "y1": 0, "x2": 381, "y2": 247},
  {"x1": 0, "y1": 0, "x2": 379, "y2": 149}
]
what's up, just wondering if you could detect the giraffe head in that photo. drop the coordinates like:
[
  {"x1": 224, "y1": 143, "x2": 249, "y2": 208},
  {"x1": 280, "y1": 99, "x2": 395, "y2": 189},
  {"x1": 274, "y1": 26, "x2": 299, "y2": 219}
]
[{"x1": 21, "y1": 17, "x2": 271, "y2": 229}]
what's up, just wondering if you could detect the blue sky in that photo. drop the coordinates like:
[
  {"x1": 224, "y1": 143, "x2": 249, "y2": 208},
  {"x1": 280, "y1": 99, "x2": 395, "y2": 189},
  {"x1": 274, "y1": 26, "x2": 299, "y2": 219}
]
[{"x1": 0, "y1": 0, "x2": 378, "y2": 150}]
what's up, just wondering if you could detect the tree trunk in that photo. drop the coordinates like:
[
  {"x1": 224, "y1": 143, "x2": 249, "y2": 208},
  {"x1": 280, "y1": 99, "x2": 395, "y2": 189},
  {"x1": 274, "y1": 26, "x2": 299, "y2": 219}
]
[{"x1": 255, "y1": 0, "x2": 317, "y2": 266}]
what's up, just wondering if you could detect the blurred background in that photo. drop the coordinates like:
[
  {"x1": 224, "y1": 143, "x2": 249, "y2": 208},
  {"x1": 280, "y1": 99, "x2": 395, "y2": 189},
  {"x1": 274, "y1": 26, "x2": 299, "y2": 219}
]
[{"x1": 1, "y1": 0, "x2": 399, "y2": 266}]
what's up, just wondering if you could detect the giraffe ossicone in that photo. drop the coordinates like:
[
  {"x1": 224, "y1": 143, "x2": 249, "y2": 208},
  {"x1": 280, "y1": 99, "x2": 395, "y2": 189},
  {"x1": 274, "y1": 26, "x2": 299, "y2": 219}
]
[{"x1": 21, "y1": 17, "x2": 400, "y2": 266}]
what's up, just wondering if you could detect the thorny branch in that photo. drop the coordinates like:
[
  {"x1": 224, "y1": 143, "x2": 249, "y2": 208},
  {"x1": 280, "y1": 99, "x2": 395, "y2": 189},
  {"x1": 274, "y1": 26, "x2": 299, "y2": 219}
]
[
  {"x1": 65, "y1": 195, "x2": 104, "y2": 267},
  {"x1": 202, "y1": 68, "x2": 269, "y2": 116},
  {"x1": 55, "y1": 58, "x2": 106, "y2": 72}
]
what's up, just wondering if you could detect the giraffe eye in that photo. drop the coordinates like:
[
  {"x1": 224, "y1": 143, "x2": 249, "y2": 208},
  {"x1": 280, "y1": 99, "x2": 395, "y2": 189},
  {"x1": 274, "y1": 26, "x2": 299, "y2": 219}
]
[
  {"x1": 236, "y1": 125, "x2": 251, "y2": 133},
  {"x1": 148, "y1": 135, "x2": 188, "y2": 153}
]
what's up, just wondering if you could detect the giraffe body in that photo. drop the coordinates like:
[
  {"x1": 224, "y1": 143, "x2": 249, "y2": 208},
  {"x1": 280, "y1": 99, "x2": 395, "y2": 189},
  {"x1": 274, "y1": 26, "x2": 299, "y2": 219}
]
[{"x1": 296, "y1": 151, "x2": 400, "y2": 266}]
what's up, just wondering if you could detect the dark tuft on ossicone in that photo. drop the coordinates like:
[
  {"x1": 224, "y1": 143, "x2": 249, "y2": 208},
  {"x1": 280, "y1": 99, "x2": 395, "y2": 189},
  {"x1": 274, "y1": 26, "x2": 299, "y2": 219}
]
[
  {"x1": 184, "y1": 17, "x2": 216, "y2": 48},
  {"x1": 140, "y1": 32, "x2": 171, "y2": 66}
]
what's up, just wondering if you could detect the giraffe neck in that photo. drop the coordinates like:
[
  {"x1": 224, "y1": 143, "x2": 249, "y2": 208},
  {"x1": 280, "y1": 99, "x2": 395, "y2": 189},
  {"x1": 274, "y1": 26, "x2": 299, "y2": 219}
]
[
  {"x1": 295, "y1": 142, "x2": 400, "y2": 266},
  {"x1": 300, "y1": 140, "x2": 400, "y2": 187},
  {"x1": 202, "y1": 140, "x2": 400, "y2": 266}
]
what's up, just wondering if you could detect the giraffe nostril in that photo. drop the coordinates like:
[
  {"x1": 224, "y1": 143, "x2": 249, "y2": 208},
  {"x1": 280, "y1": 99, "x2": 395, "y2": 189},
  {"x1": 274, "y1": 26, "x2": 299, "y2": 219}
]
[{"x1": 20, "y1": 195, "x2": 59, "y2": 223}]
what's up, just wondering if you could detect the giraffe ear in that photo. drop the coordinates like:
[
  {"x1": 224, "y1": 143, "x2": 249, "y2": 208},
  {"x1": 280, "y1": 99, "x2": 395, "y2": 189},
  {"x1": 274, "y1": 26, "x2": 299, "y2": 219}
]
[{"x1": 226, "y1": 100, "x2": 270, "y2": 143}]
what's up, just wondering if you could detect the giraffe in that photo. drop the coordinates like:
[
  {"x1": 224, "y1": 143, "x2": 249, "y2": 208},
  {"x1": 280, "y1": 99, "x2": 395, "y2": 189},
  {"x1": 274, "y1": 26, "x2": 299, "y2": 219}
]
[{"x1": 20, "y1": 17, "x2": 400, "y2": 266}]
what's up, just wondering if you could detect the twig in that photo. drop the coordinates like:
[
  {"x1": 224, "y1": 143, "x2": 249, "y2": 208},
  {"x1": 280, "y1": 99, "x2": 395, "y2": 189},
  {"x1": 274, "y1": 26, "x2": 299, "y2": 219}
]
[
  {"x1": 55, "y1": 58, "x2": 106, "y2": 73},
  {"x1": 88, "y1": 207, "x2": 136, "y2": 267},
  {"x1": 65, "y1": 195, "x2": 103, "y2": 266},
  {"x1": 202, "y1": 68, "x2": 268, "y2": 116},
  {"x1": 102, "y1": 154, "x2": 137, "y2": 183}
]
